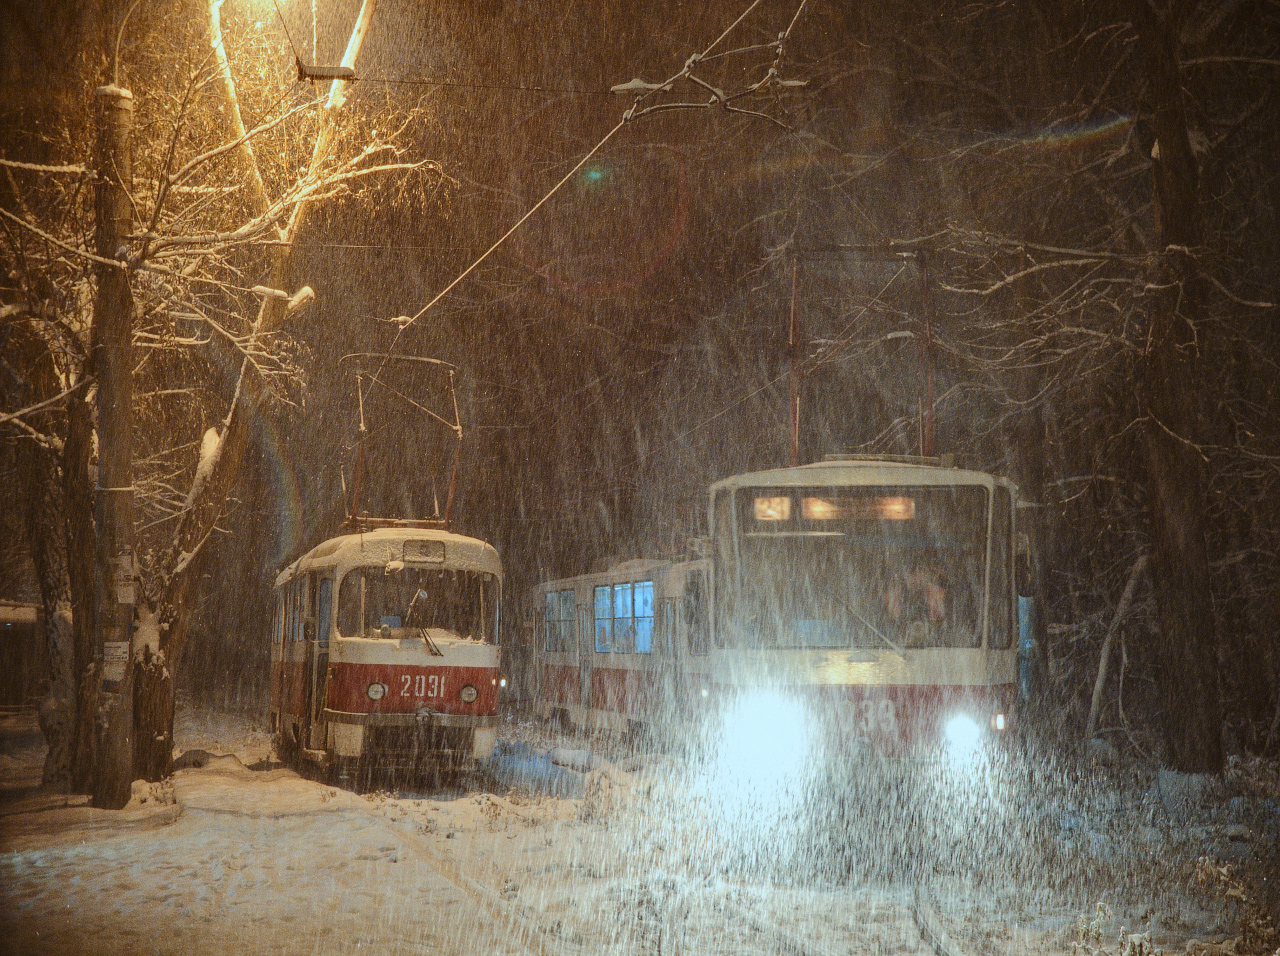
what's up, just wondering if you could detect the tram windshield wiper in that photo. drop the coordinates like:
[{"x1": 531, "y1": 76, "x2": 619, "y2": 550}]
[
  {"x1": 840, "y1": 598, "x2": 905, "y2": 659},
  {"x1": 418, "y1": 628, "x2": 445, "y2": 656}
]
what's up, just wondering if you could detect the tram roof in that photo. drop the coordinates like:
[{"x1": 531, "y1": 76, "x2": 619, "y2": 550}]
[
  {"x1": 710, "y1": 457, "x2": 1014, "y2": 493},
  {"x1": 275, "y1": 526, "x2": 501, "y2": 587}
]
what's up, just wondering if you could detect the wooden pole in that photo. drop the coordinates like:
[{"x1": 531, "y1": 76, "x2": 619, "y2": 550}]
[
  {"x1": 788, "y1": 260, "x2": 800, "y2": 467},
  {"x1": 91, "y1": 83, "x2": 137, "y2": 809}
]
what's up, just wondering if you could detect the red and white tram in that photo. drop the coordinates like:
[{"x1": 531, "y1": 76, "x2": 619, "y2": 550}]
[
  {"x1": 534, "y1": 557, "x2": 710, "y2": 736},
  {"x1": 271, "y1": 521, "x2": 503, "y2": 783},
  {"x1": 533, "y1": 455, "x2": 1025, "y2": 758}
]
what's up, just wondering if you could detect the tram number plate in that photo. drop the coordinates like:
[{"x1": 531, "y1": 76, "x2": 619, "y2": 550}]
[
  {"x1": 401, "y1": 674, "x2": 443, "y2": 698},
  {"x1": 855, "y1": 698, "x2": 898, "y2": 737}
]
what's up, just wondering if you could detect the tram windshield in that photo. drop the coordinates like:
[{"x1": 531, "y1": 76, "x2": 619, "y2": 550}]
[
  {"x1": 337, "y1": 566, "x2": 499, "y2": 642},
  {"x1": 715, "y1": 485, "x2": 990, "y2": 650}
]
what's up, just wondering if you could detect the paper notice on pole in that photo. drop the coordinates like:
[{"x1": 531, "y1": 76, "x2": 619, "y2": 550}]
[
  {"x1": 113, "y1": 550, "x2": 136, "y2": 605},
  {"x1": 103, "y1": 641, "x2": 130, "y2": 682}
]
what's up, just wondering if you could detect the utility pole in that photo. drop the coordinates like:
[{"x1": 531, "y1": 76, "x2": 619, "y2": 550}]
[
  {"x1": 91, "y1": 83, "x2": 137, "y2": 809},
  {"x1": 788, "y1": 260, "x2": 801, "y2": 467},
  {"x1": 917, "y1": 254, "x2": 935, "y2": 459}
]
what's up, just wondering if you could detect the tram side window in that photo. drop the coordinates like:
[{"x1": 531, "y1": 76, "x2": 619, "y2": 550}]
[
  {"x1": 633, "y1": 581, "x2": 654, "y2": 653},
  {"x1": 288, "y1": 578, "x2": 299, "y2": 647},
  {"x1": 684, "y1": 575, "x2": 708, "y2": 656},
  {"x1": 613, "y1": 583, "x2": 635, "y2": 653},
  {"x1": 304, "y1": 573, "x2": 319, "y2": 641},
  {"x1": 272, "y1": 597, "x2": 282, "y2": 645},
  {"x1": 317, "y1": 578, "x2": 333, "y2": 647},
  {"x1": 595, "y1": 582, "x2": 655, "y2": 654},
  {"x1": 990, "y1": 488, "x2": 1013, "y2": 649},
  {"x1": 594, "y1": 586, "x2": 612, "y2": 652},
  {"x1": 545, "y1": 589, "x2": 574, "y2": 652}
]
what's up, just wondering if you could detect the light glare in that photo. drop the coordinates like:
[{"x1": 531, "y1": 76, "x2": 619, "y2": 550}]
[
  {"x1": 708, "y1": 690, "x2": 811, "y2": 806},
  {"x1": 944, "y1": 713, "x2": 982, "y2": 758}
]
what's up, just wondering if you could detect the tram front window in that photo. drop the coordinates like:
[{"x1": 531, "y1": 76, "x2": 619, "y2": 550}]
[
  {"x1": 337, "y1": 567, "x2": 498, "y2": 641},
  {"x1": 719, "y1": 486, "x2": 988, "y2": 649}
]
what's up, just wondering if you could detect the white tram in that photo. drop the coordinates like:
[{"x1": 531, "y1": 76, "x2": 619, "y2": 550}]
[
  {"x1": 271, "y1": 521, "x2": 503, "y2": 782},
  {"x1": 533, "y1": 455, "x2": 1026, "y2": 757}
]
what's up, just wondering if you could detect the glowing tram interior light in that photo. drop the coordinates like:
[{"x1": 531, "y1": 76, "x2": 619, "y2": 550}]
[
  {"x1": 800, "y1": 497, "x2": 839, "y2": 520},
  {"x1": 801, "y1": 496, "x2": 916, "y2": 521},
  {"x1": 754, "y1": 496, "x2": 791, "y2": 521}
]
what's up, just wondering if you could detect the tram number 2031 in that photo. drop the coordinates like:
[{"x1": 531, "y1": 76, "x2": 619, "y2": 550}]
[
  {"x1": 401, "y1": 674, "x2": 443, "y2": 698},
  {"x1": 855, "y1": 698, "x2": 898, "y2": 737}
]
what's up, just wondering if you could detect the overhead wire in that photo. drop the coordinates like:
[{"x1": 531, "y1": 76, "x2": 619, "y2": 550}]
[
  {"x1": 360, "y1": 75, "x2": 619, "y2": 96},
  {"x1": 343, "y1": 0, "x2": 808, "y2": 513}
]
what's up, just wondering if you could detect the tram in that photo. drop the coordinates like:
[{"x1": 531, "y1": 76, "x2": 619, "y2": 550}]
[
  {"x1": 270, "y1": 521, "x2": 503, "y2": 783},
  {"x1": 532, "y1": 455, "x2": 1026, "y2": 758}
]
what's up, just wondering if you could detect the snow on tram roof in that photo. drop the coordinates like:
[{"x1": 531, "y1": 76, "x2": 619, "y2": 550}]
[
  {"x1": 275, "y1": 526, "x2": 501, "y2": 587},
  {"x1": 711, "y1": 455, "x2": 1012, "y2": 492}
]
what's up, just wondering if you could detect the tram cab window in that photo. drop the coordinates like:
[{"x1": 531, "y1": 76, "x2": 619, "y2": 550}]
[
  {"x1": 337, "y1": 566, "x2": 499, "y2": 642},
  {"x1": 719, "y1": 485, "x2": 988, "y2": 650}
]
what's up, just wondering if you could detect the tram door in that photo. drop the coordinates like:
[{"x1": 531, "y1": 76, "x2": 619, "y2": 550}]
[
  {"x1": 578, "y1": 604, "x2": 593, "y2": 712},
  {"x1": 658, "y1": 594, "x2": 681, "y2": 714},
  {"x1": 306, "y1": 576, "x2": 332, "y2": 749}
]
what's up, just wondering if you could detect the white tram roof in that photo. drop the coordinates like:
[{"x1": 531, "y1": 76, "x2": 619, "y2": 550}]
[
  {"x1": 710, "y1": 456, "x2": 1016, "y2": 493},
  {"x1": 275, "y1": 526, "x2": 502, "y2": 588}
]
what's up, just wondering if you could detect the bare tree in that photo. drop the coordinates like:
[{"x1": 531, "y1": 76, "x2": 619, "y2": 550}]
[{"x1": 1, "y1": 0, "x2": 439, "y2": 794}]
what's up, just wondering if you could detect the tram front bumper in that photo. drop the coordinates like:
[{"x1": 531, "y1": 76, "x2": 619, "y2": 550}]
[
  {"x1": 321, "y1": 708, "x2": 500, "y2": 729},
  {"x1": 322, "y1": 710, "x2": 500, "y2": 763}
]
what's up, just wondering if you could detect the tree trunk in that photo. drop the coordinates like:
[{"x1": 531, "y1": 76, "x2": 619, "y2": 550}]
[
  {"x1": 64, "y1": 389, "x2": 99, "y2": 792},
  {"x1": 1130, "y1": 0, "x2": 1223, "y2": 774},
  {"x1": 20, "y1": 436, "x2": 75, "y2": 790}
]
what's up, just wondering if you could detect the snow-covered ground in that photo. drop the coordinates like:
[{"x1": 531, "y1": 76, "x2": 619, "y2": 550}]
[{"x1": 1, "y1": 704, "x2": 1276, "y2": 956}]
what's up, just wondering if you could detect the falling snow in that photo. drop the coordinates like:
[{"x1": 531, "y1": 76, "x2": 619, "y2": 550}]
[{"x1": 3, "y1": 703, "x2": 1277, "y2": 956}]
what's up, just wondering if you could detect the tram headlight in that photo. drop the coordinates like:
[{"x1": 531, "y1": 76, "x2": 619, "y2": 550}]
[
  {"x1": 943, "y1": 713, "x2": 982, "y2": 759},
  {"x1": 459, "y1": 684, "x2": 478, "y2": 704},
  {"x1": 712, "y1": 690, "x2": 811, "y2": 798},
  {"x1": 366, "y1": 681, "x2": 387, "y2": 701}
]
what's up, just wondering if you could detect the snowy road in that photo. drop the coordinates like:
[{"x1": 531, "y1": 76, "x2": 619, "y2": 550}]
[
  {"x1": 1, "y1": 750, "x2": 936, "y2": 956},
  {"x1": 3, "y1": 705, "x2": 1267, "y2": 956},
  {"x1": 1, "y1": 759, "x2": 534, "y2": 956}
]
